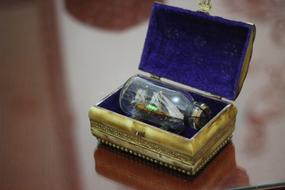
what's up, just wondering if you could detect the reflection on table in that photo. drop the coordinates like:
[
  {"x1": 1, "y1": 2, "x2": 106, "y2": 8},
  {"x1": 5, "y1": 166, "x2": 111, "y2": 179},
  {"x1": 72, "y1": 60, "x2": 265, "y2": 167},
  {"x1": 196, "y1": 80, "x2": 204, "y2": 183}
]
[{"x1": 94, "y1": 142, "x2": 249, "y2": 190}]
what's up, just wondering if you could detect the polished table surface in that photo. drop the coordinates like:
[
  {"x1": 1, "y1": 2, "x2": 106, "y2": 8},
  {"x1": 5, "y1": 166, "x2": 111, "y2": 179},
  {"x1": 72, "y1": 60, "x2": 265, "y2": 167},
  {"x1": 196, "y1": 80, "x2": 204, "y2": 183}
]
[{"x1": 1, "y1": 0, "x2": 285, "y2": 190}]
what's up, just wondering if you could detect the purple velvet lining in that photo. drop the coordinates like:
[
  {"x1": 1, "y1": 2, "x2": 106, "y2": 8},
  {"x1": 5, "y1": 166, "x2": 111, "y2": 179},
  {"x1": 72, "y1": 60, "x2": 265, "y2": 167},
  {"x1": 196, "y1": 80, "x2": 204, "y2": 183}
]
[
  {"x1": 98, "y1": 88, "x2": 227, "y2": 139},
  {"x1": 139, "y1": 3, "x2": 254, "y2": 100}
]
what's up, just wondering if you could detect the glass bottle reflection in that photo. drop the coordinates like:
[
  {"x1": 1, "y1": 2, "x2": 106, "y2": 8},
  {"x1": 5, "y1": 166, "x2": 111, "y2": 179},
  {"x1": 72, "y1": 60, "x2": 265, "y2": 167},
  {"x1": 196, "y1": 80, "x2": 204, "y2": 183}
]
[{"x1": 119, "y1": 76, "x2": 211, "y2": 133}]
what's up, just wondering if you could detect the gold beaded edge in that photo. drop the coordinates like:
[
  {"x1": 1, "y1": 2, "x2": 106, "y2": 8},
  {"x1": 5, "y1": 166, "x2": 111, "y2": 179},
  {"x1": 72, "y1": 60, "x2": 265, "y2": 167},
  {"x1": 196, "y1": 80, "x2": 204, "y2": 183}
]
[{"x1": 94, "y1": 135, "x2": 232, "y2": 176}]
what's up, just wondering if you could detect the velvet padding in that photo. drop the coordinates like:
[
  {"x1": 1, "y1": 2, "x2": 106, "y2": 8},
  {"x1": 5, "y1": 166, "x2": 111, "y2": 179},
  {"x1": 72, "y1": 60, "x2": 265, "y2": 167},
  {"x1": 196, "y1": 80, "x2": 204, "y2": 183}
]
[{"x1": 139, "y1": 3, "x2": 254, "y2": 100}]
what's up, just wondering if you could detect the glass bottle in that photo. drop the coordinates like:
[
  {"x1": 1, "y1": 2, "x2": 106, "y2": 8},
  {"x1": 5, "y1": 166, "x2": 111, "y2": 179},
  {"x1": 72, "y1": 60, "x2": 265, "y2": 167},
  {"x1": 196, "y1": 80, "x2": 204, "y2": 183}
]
[{"x1": 119, "y1": 75, "x2": 211, "y2": 134}]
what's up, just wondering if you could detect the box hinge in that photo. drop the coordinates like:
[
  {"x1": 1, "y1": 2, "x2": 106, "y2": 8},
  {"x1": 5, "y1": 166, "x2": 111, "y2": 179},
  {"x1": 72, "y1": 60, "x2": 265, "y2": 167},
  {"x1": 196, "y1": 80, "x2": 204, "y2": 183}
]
[
  {"x1": 206, "y1": 91, "x2": 235, "y2": 103},
  {"x1": 208, "y1": 93, "x2": 233, "y2": 103},
  {"x1": 207, "y1": 93, "x2": 223, "y2": 101},
  {"x1": 150, "y1": 74, "x2": 160, "y2": 80}
]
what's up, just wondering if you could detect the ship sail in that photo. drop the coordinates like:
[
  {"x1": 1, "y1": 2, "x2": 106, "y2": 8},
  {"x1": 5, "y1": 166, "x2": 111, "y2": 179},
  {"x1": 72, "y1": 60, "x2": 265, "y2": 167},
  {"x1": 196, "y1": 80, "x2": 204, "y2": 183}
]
[
  {"x1": 150, "y1": 91, "x2": 184, "y2": 120},
  {"x1": 133, "y1": 89, "x2": 146, "y2": 103},
  {"x1": 158, "y1": 92, "x2": 184, "y2": 120},
  {"x1": 150, "y1": 92, "x2": 161, "y2": 106}
]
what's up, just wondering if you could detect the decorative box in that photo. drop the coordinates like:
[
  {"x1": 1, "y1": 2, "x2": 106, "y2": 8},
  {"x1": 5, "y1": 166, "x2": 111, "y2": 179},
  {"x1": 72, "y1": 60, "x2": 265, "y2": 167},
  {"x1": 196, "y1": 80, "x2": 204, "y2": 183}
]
[
  {"x1": 89, "y1": 3, "x2": 255, "y2": 175},
  {"x1": 95, "y1": 143, "x2": 248, "y2": 189}
]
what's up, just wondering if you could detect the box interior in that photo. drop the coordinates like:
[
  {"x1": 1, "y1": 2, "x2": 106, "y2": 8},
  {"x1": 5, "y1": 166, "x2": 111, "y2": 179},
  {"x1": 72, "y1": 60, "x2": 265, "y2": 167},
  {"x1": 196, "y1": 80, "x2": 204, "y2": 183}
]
[
  {"x1": 98, "y1": 87, "x2": 228, "y2": 139},
  {"x1": 139, "y1": 3, "x2": 254, "y2": 101}
]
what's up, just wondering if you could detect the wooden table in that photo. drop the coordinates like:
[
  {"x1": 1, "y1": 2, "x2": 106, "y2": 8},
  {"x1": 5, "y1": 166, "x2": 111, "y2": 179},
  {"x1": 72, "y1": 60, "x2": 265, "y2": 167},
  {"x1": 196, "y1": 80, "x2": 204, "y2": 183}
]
[{"x1": 1, "y1": 0, "x2": 285, "y2": 189}]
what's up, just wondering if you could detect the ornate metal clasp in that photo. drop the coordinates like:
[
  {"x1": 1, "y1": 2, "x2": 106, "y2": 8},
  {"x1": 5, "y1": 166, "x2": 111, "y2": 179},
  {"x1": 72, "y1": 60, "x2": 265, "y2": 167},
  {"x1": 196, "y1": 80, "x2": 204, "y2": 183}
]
[{"x1": 198, "y1": 0, "x2": 212, "y2": 13}]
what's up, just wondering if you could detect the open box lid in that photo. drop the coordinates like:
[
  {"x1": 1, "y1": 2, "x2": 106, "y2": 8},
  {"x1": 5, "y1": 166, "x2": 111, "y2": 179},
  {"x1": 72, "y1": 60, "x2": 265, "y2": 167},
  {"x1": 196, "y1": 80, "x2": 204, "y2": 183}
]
[{"x1": 139, "y1": 3, "x2": 255, "y2": 101}]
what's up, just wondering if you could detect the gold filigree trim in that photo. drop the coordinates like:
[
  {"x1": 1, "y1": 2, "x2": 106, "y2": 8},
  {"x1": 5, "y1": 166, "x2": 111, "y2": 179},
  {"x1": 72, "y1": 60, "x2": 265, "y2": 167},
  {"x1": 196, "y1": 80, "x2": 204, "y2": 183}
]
[
  {"x1": 198, "y1": 0, "x2": 212, "y2": 13},
  {"x1": 91, "y1": 121, "x2": 192, "y2": 163},
  {"x1": 91, "y1": 115, "x2": 234, "y2": 169},
  {"x1": 95, "y1": 136, "x2": 232, "y2": 175},
  {"x1": 90, "y1": 103, "x2": 236, "y2": 164},
  {"x1": 89, "y1": 104, "x2": 236, "y2": 157}
]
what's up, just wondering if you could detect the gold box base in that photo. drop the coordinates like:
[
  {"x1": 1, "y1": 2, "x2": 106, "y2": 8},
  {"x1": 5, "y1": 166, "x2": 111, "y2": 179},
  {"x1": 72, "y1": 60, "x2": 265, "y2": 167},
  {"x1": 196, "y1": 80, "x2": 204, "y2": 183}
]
[
  {"x1": 90, "y1": 103, "x2": 236, "y2": 175},
  {"x1": 93, "y1": 134, "x2": 232, "y2": 175}
]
